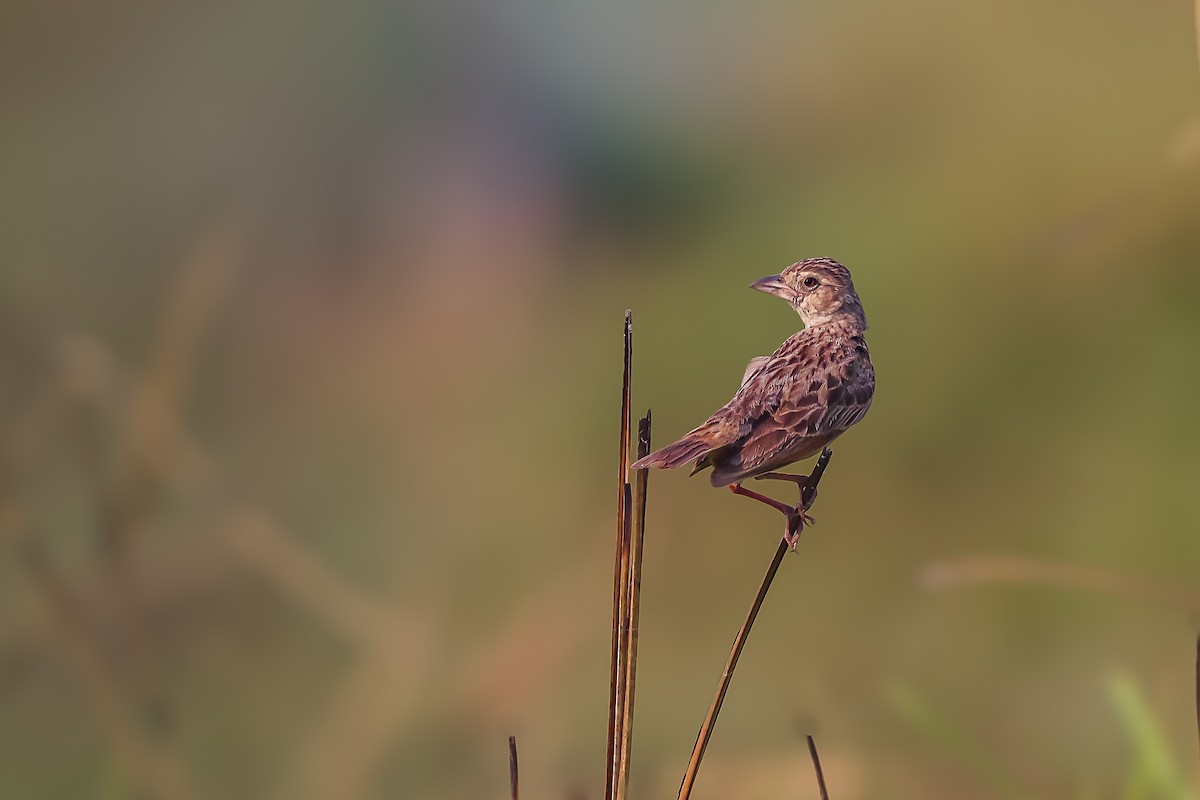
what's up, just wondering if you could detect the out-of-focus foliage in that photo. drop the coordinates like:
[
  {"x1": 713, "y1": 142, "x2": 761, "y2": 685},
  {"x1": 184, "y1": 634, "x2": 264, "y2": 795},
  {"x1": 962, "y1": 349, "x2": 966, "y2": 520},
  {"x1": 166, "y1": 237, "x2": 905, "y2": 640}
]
[{"x1": 3, "y1": 1, "x2": 1200, "y2": 798}]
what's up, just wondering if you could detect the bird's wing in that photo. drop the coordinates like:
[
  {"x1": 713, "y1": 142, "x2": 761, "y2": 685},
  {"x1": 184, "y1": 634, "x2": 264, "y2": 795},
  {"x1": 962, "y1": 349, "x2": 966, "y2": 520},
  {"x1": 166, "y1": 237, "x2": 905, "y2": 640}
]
[
  {"x1": 740, "y1": 356, "x2": 770, "y2": 387},
  {"x1": 709, "y1": 340, "x2": 874, "y2": 486},
  {"x1": 633, "y1": 331, "x2": 874, "y2": 479},
  {"x1": 632, "y1": 357, "x2": 773, "y2": 471}
]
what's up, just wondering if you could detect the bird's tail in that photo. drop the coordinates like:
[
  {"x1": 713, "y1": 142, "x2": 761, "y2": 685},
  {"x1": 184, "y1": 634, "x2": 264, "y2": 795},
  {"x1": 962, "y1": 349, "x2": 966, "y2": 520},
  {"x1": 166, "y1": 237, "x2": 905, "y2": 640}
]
[{"x1": 631, "y1": 421, "x2": 735, "y2": 472}]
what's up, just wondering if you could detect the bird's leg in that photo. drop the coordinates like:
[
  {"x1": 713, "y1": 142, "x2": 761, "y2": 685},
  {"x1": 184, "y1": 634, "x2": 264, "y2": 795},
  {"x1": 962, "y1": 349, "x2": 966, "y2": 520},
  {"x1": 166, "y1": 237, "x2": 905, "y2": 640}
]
[
  {"x1": 728, "y1": 482, "x2": 812, "y2": 550},
  {"x1": 728, "y1": 483, "x2": 794, "y2": 515},
  {"x1": 754, "y1": 472, "x2": 819, "y2": 515}
]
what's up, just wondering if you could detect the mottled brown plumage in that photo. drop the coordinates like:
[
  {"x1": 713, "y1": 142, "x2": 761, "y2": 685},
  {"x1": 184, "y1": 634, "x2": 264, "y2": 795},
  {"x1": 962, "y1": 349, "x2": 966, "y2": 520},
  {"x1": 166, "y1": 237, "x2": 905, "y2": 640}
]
[{"x1": 632, "y1": 257, "x2": 874, "y2": 544}]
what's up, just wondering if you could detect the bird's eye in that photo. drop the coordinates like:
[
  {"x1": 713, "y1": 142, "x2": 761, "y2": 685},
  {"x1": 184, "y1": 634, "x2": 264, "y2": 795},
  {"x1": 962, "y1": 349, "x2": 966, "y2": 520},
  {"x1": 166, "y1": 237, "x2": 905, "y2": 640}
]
[{"x1": 802, "y1": 276, "x2": 819, "y2": 289}]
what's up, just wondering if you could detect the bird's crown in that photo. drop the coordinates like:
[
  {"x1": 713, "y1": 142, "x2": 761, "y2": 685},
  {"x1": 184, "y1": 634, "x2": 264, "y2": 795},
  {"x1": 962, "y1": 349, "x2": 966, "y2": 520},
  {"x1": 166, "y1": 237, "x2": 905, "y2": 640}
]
[{"x1": 779, "y1": 257, "x2": 854, "y2": 287}]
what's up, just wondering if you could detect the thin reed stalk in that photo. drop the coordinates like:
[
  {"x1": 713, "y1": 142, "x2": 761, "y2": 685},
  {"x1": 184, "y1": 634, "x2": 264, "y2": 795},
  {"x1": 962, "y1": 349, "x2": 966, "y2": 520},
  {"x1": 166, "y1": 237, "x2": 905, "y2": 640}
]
[
  {"x1": 922, "y1": 557, "x2": 1200, "y2": 613},
  {"x1": 806, "y1": 735, "x2": 830, "y2": 800},
  {"x1": 605, "y1": 311, "x2": 634, "y2": 800},
  {"x1": 607, "y1": 312, "x2": 651, "y2": 800},
  {"x1": 508, "y1": 736, "x2": 519, "y2": 800},
  {"x1": 677, "y1": 448, "x2": 833, "y2": 800},
  {"x1": 617, "y1": 413, "x2": 651, "y2": 798}
]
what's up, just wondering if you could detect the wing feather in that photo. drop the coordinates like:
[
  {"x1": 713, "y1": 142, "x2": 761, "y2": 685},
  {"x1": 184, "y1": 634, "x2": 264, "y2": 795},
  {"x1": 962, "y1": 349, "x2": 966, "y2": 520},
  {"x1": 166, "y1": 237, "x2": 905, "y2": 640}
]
[
  {"x1": 707, "y1": 326, "x2": 874, "y2": 486},
  {"x1": 634, "y1": 321, "x2": 874, "y2": 486}
]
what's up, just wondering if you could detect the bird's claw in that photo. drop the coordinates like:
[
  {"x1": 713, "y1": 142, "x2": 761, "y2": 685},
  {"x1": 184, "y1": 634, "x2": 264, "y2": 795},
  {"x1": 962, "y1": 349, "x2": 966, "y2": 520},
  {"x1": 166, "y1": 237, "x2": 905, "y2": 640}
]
[{"x1": 784, "y1": 506, "x2": 816, "y2": 550}]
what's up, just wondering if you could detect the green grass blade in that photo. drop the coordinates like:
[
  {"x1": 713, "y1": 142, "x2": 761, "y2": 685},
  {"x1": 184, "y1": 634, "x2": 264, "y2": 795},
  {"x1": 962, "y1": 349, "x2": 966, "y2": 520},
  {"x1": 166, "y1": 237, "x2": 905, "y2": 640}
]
[
  {"x1": 1108, "y1": 673, "x2": 1193, "y2": 800},
  {"x1": 888, "y1": 683, "x2": 1033, "y2": 800}
]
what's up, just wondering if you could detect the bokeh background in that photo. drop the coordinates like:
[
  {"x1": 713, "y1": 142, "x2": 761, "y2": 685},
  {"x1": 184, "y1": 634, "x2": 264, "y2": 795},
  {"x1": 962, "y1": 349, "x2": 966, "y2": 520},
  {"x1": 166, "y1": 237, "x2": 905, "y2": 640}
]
[{"x1": 4, "y1": 1, "x2": 1200, "y2": 798}]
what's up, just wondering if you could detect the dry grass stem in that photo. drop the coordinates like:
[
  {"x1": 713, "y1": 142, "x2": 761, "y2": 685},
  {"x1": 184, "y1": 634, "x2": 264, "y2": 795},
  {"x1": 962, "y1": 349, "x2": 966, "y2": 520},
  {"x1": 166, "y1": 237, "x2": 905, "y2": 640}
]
[
  {"x1": 677, "y1": 448, "x2": 834, "y2": 800},
  {"x1": 617, "y1": 412, "x2": 651, "y2": 798},
  {"x1": 922, "y1": 557, "x2": 1200, "y2": 613},
  {"x1": 19, "y1": 541, "x2": 196, "y2": 800},
  {"x1": 606, "y1": 310, "x2": 634, "y2": 800},
  {"x1": 806, "y1": 735, "x2": 830, "y2": 800},
  {"x1": 509, "y1": 735, "x2": 520, "y2": 800},
  {"x1": 605, "y1": 310, "x2": 650, "y2": 800}
]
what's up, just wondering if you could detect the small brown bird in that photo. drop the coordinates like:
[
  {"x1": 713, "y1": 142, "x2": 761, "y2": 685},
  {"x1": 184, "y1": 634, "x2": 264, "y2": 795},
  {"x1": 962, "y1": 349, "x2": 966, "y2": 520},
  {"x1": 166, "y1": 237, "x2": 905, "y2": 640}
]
[{"x1": 632, "y1": 257, "x2": 874, "y2": 546}]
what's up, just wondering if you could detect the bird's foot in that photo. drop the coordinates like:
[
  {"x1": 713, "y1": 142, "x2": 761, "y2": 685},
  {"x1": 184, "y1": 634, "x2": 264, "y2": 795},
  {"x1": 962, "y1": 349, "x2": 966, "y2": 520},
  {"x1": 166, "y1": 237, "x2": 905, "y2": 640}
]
[{"x1": 783, "y1": 506, "x2": 816, "y2": 550}]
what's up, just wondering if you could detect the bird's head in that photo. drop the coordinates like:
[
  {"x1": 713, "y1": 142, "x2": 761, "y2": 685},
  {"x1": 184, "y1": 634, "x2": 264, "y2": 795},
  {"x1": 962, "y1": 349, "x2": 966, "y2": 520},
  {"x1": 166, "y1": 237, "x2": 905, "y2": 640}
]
[{"x1": 751, "y1": 257, "x2": 867, "y2": 329}]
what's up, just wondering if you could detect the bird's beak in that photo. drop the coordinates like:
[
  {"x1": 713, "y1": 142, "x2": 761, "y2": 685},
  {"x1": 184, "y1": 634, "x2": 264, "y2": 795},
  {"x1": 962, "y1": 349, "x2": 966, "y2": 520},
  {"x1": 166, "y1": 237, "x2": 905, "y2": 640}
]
[{"x1": 750, "y1": 274, "x2": 790, "y2": 299}]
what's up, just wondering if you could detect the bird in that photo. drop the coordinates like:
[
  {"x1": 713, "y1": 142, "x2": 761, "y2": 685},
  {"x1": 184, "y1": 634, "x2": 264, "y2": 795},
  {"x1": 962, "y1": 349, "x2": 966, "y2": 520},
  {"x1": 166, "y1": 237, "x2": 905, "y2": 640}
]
[{"x1": 631, "y1": 257, "x2": 874, "y2": 547}]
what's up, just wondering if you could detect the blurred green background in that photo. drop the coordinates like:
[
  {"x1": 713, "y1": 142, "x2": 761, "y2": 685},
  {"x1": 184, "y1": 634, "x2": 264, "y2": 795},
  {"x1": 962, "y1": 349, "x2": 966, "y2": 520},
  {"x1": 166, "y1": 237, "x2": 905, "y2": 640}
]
[{"x1": 4, "y1": 1, "x2": 1200, "y2": 798}]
